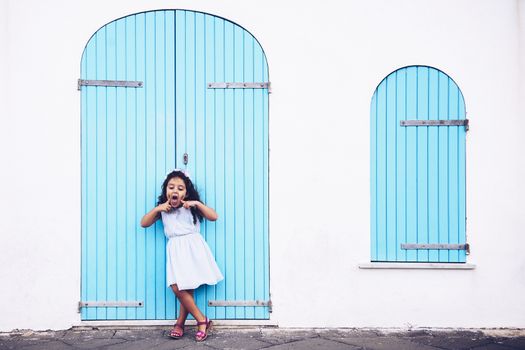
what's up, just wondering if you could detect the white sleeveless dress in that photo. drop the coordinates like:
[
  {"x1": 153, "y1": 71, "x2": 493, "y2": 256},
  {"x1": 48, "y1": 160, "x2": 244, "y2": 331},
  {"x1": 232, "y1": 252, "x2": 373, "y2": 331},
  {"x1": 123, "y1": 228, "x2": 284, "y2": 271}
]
[{"x1": 161, "y1": 207, "x2": 223, "y2": 290}]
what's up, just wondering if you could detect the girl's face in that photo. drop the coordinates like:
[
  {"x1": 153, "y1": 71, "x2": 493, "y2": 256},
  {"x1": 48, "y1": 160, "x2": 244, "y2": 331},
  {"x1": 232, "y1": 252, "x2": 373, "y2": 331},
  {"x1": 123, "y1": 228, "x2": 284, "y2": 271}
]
[{"x1": 166, "y1": 177, "x2": 187, "y2": 207}]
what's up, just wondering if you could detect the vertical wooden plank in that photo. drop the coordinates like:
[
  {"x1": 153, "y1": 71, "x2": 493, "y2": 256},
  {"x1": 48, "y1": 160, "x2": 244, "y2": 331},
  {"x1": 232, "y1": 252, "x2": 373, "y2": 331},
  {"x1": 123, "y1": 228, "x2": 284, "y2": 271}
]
[
  {"x1": 213, "y1": 16, "x2": 227, "y2": 319},
  {"x1": 134, "y1": 12, "x2": 147, "y2": 320},
  {"x1": 427, "y1": 69, "x2": 439, "y2": 262},
  {"x1": 204, "y1": 13, "x2": 218, "y2": 320},
  {"x1": 193, "y1": 11, "x2": 208, "y2": 316},
  {"x1": 175, "y1": 10, "x2": 186, "y2": 171},
  {"x1": 174, "y1": 10, "x2": 186, "y2": 314},
  {"x1": 438, "y1": 72, "x2": 450, "y2": 262},
  {"x1": 194, "y1": 11, "x2": 206, "y2": 187},
  {"x1": 448, "y1": 79, "x2": 460, "y2": 262},
  {"x1": 262, "y1": 55, "x2": 270, "y2": 318},
  {"x1": 370, "y1": 92, "x2": 377, "y2": 261},
  {"x1": 95, "y1": 27, "x2": 108, "y2": 320},
  {"x1": 416, "y1": 66, "x2": 429, "y2": 262},
  {"x1": 125, "y1": 13, "x2": 138, "y2": 320},
  {"x1": 416, "y1": 67, "x2": 429, "y2": 261},
  {"x1": 395, "y1": 69, "x2": 407, "y2": 261},
  {"x1": 223, "y1": 19, "x2": 236, "y2": 319},
  {"x1": 164, "y1": 10, "x2": 177, "y2": 320},
  {"x1": 253, "y1": 41, "x2": 265, "y2": 318},
  {"x1": 80, "y1": 41, "x2": 87, "y2": 321},
  {"x1": 115, "y1": 18, "x2": 128, "y2": 320},
  {"x1": 458, "y1": 94, "x2": 467, "y2": 262},
  {"x1": 154, "y1": 11, "x2": 167, "y2": 320},
  {"x1": 185, "y1": 10, "x2": 196, "y2": 176},
  {"x1": 174, "y1": 11, "x2": 185, "y2": 319},
  {"x1": 386, "y1": 73, "x2": 397, "y2": 260},
  {"x1": 243, "y1": 33, "x2": 255, "y2": 319},
  {"x1": 375, "y1": 81, "x2": 386, "y2": 261},
  {"x1": 233, "y1": 24, "x2": 246, "y2": 319},
  {"x1": 405, "y1": 66, "x2": 418, "y2": 262},
  {"x1": 144, "y1": 11, "x2": 158, "y2": 319},
  {"x1": 83, "y1": 37, "x2": 98, "y2": 320},
  {"x1": 105, "y1": 21, "x2": 118, "y2": 320},
  {"x1": 80, "y1": 51, "x2": 88, "y2": 320}
]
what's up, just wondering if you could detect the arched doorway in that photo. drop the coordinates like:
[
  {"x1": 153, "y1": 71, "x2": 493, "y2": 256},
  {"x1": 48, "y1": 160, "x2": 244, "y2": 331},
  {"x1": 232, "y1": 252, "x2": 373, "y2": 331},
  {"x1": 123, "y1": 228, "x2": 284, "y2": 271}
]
[{"x1": 80, "y1": 10, "x2": 270, "y2": 320}]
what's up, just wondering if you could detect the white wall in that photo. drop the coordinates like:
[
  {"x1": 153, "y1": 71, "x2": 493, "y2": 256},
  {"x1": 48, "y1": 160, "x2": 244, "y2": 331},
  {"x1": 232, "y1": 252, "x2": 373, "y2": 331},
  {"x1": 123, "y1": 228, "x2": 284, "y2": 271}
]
[
  {"x1": 516, "y1": 0, "x2": 525, "y2": 328},
  {"x1": 0, "y1": 0, "x2": 524, "y2": 331},
  {"x1": 0, "y1": 0, "x2": 7, "y2": 181}
]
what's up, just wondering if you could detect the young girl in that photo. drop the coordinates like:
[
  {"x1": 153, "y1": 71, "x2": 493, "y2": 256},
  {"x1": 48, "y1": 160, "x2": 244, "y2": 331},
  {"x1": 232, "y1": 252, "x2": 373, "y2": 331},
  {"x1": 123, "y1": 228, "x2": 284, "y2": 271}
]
[{"x1": 140, "y1": 169, "x2": 223, "y2": 342}]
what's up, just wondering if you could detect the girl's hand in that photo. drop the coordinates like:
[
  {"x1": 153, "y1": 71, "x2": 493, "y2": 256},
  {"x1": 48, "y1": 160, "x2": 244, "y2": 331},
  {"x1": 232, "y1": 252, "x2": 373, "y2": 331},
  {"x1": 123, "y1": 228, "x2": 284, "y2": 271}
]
[
  {"x1": 158, "y1": 199, "x2": 172, "y2": 213},
  {"x1": 141, "y1": 200, "x2": 171, "y2": 228},
  {"x1": 182, "y1": 201, "x2": 219, "y2": 221},
  {"x1": 181, "y1": 200, "x2": 200, "y2": 209}
]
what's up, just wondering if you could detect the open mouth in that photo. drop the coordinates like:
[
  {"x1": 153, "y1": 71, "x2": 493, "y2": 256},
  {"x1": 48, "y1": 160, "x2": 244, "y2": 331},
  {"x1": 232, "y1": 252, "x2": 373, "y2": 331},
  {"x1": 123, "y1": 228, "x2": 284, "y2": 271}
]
[{"x1": 170, "y1": 194, "x2": 179, "y2": 205}]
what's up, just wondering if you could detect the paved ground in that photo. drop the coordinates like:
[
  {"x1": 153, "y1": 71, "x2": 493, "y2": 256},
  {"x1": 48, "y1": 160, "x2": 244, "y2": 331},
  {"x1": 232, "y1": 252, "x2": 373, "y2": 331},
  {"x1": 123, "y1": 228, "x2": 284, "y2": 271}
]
[{"x1": 1, "y1": 327, "x2": 524, "y2": 350}]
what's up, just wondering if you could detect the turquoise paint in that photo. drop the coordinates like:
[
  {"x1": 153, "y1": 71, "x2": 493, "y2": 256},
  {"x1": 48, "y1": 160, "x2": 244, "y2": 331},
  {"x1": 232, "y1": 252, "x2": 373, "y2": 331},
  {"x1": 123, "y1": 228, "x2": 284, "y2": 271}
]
[
  {"x1": 81, "y1": 10, "x2": 270, "y2": 320},
  {"x1": 371, "y1": 66, "x2": 466, "y2": 263}
]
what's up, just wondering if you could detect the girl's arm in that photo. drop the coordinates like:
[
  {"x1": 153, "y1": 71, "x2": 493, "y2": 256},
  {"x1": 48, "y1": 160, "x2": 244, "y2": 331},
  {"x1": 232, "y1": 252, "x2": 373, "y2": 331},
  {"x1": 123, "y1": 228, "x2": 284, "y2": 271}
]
[
  {"x1": 183, "y1": 201, "x2": 218, "y2": 221},
  {"x1": 140, "y1": 200, "x2": 172, "y2": 227}
]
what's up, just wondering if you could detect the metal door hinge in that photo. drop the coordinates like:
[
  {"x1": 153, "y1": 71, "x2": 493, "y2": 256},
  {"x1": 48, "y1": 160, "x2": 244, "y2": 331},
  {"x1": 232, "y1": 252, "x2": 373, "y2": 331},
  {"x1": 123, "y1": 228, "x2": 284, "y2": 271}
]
[
  {"x1": 208, "y1": 300, "x2": 273, "y2": 313},
  {"x1": 183, "y1": 153, "x2": 189, "y2": 165},
  {"x1": 401, "y1": 243, "x2": 469, "y2": 251},
  {"x1": 78, "y1": 79, "x2": 144, "y2": 91},
  {"x1": 400, "y1": 119, "x2": 469, "y2": 131},
  {"x1": 78, "y1": 301, "x2": 144, "y2": 313},
  {"x1": 207, "y1": 82, "x2": 271, "y2": 93}
]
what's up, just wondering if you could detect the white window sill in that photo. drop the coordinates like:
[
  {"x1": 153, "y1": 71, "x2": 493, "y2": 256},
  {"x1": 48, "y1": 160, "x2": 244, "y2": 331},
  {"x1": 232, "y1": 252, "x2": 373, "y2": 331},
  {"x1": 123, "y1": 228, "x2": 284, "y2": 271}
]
[{"x1": 358, "y1": 262, "x2": 476, "y2": 270}]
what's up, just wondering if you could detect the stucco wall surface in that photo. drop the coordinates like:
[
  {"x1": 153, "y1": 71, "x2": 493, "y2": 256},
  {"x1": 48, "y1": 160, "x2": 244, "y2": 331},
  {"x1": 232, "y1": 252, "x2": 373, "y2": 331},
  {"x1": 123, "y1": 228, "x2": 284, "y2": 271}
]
[{"x1": 0, "y1": 0, "x2": 524, "y2": 331}]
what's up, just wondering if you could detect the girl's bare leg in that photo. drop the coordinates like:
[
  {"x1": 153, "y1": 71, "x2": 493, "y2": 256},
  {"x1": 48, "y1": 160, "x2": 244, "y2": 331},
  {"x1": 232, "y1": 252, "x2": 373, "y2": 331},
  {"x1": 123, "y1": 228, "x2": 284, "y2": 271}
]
[
  {"x1": 171, "y1": 285, "x2": 207, "y2": 333},
  {"x1": 176, "y1": 289, "x2": 193, "y2": 326}
]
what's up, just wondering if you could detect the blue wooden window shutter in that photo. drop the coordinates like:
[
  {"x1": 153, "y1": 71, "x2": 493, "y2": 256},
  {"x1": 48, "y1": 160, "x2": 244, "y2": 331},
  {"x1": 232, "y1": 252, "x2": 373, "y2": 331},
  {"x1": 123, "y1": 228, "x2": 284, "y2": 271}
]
[{"x1": 370, "y1": 66, "x2": 468, "y2": 263}]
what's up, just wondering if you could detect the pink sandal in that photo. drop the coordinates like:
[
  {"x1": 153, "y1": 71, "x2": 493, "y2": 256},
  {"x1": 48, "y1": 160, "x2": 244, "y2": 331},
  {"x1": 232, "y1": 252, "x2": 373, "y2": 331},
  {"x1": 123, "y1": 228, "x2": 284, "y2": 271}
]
[
  {"x1": 195, "y1": 318, "x2": 212, "y2": 342},
  {"x1": 169, "y1": 323, "x2": 185, "y2": 339}
]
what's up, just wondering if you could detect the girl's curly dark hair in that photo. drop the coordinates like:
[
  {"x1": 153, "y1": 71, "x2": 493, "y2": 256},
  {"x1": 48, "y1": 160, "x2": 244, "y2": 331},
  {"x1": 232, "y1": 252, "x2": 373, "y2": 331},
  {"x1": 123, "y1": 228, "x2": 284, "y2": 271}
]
[{"x1": 157, "y1": 170, "x2": 203, "y2": 224}]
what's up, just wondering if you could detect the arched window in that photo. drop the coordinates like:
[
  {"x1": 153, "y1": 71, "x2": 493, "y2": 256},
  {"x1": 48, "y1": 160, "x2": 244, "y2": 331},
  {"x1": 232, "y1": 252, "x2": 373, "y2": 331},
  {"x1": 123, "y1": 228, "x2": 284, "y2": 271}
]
[{"x1": 370, "y1": 66, "x2": 467, "y2": 263}]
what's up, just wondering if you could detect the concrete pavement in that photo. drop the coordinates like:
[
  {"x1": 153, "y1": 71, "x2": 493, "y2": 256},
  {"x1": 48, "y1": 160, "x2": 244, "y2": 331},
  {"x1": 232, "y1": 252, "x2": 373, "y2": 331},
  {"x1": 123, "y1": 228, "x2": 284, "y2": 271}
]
[{"x1": 1, "y1": 327, "x2": 525, "y2": 349}]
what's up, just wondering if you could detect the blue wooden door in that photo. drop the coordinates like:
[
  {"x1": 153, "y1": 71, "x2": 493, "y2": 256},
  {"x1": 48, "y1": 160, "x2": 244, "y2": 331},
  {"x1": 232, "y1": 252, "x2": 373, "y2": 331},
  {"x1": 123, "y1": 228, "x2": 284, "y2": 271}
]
[
  {"x1": 370, "y1": 66, "x2": 467, "y2": 263},
  {"x1": 80, "y1": 10, "x2": 269, "y2": 320}
]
